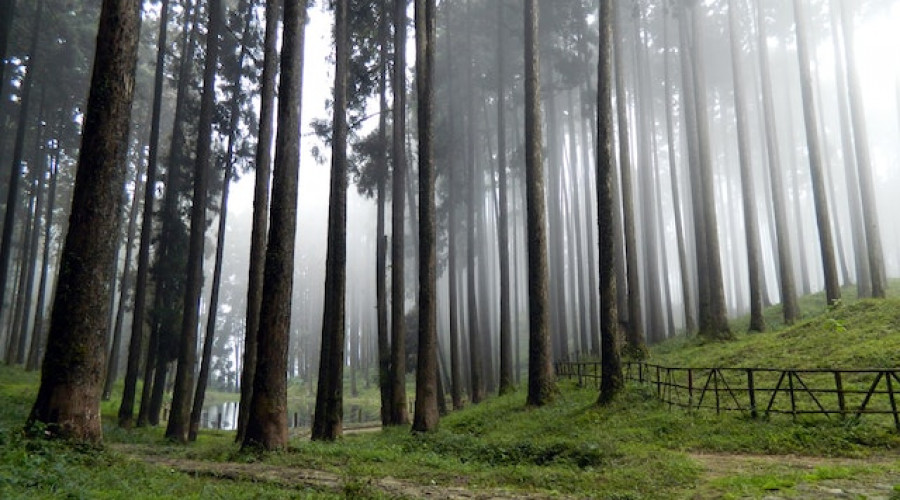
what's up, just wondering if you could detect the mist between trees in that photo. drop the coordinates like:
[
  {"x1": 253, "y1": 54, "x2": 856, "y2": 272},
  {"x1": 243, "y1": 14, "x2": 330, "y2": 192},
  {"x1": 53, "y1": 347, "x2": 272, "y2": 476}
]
[{"x1": 0, "y1": 0, "x2": 898, "y2": 445}]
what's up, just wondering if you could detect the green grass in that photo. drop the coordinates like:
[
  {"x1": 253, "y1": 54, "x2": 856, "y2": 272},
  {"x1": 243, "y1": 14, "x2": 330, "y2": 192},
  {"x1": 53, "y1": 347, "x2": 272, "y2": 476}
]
[{"x1": 4, "y1": 286, "x2": 900, "y2": 498}]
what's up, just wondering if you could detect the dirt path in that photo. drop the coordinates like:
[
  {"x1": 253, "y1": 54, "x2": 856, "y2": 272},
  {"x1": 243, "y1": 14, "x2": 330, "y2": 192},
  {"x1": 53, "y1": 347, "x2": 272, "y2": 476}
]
[
  {"x1": 111, "y1": 444, "x2": 556, "y2": 499},
  {"x1": 689, "y1": 451, "x2": 900, "y2": 499}
]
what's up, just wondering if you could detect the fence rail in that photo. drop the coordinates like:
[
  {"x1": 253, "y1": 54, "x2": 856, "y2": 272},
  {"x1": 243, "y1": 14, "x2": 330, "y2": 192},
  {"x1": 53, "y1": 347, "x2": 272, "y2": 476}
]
[{"x1": 555, "y1": 361, "x2": 900, "y2": 430}]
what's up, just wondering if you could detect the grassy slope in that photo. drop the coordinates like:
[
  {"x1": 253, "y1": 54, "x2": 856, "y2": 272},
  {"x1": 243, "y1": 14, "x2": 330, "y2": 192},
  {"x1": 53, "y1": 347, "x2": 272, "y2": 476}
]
[{"x1": 3, "y1": 289, "x2": 900, "y2": 498}]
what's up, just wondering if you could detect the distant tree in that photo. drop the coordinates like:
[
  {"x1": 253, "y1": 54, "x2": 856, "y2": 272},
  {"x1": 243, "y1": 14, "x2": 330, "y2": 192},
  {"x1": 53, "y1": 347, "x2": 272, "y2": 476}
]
[
  {"x1": 26, "y1": 0, "x2": 141, "y2": 443},
  {"x1": 495, "y1": 0, "x2": 513, "y2": 396},
  {"x1": 165, "y1": 0, "x2": 222, "y2": 443},
  {"x1": 103, "y1": 153, "x2": 145, "y2": 399},
  {"x1": 611, "y1": 0, "x2": 645, "y2": 356},
  {"x1": 236, "y1": 0, "x2": 280, "y2": 443},
  {"x1": 313, "y1": 0, "x2": 350, "y2": 442},
  {"x1": 0, "y1": 0, "x2": 42, "y2": 341},
  {"x1": 0, "y1": 0, "x2": 14, "y2": 90},
  {"x1": 242, "y1": 0, "x2": 306, "y2": 452},
  {"x1": 118, "y1": 0, "x2": 170, "y2": 429},
  {"x1": 412, "y1": 0, "x2": 438, "y2": 433},
  {"x1": 389, "y1": 0, "x2": 410, "y2": 426},
  {"x1": 375, "y1": 0, "x2": 392, "y2": 426},
  {"x1": 684, "y1": 0, "x2": 730, "y2": 340},
  {"x1": 755, "y1": 0, "x2": 799, "y2": 325},
  {"x1": 791, "y1": 0, "x2": 840, "y2": 306},
  {"x1": 524, "y1": 0, "x2": 555, "y2": 407},
  {"x1": 596, "y1": 0, "x2": 622, "y2": 406},
  {"x1": 839, "y1": 0, "x2": 886, "y2": 298},
  {"x1": 727, "y1": 0, "x2": 765, "y2": 332}
]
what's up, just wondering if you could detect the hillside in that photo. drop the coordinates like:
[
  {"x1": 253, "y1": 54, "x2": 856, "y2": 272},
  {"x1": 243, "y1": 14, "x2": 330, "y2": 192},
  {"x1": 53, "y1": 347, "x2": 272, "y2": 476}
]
[{"x1": 3, "y1": 296, "x2": 900, "y2": 498}]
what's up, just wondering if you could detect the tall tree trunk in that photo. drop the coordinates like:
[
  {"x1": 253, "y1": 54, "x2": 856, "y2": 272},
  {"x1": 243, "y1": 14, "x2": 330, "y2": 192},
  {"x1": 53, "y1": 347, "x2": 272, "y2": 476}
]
[
  {"x1": 688, "y1": 0, "x2": 731, "y2": 340},
  {"x1": 792, "y1": 0, "x2": 840, "y2": 306},
  {"x1": 412, "y1": 0, "x2": 438, "y2": 432},
  {"x1": 26, "y1": 144, "x2": 59, "y2": 371},
  {"x1": 0, "y1": 0, "x2": 42, "y2": 335},
  {"x1": 189, "y1": 164, "x2": 232, "y2": 441},
  {"x1": 840, "y1": 0, "x2": 886, "y2": 298},
  {"x1": 728, "y1": 0, "x2": 765, "y2": 332},
  {"x1": 755, "y1": 0, "x2": 798, "y2": 324},
  {"x1": 597, "y1": 0, "x2": 622, "y2": 405},
  {"x1": 236, "y1": 0, "x2": 279, "y2": 443},
  {"x1": 119, "y1": 0, "x2": 171, "y2": 429},
  {"x1": 375, "y1": 0, "x2": 392, "y2": 426},
  {"x1": 613, "y1": 0, "x2": 645, "y2": 356},
  {"x1": 242, "y1": 0, "x2": 306, "y2": 452},
  {"x1": 496, "y1": 0, "x2": 513, "y2": 396},
  {"x1": 524, "y1": 0, "x2": 555, "y2": 407},
  {"x1": 0, "y1": 0, "x2": 14, "y2": 97},
  {"x1": 464, "y1": 0, "x2": 484, "y2": 405},
  {"x1": 139, "y1": 0, "x2": 199, "y2": 428},
  {"x1": 312, "y1": 0, "x2": 349, "y2": 442},
  {"x1": 662, "y1": 12, "x2": 694, "y2": 334},
  {"x1": 166, "y1": 0, "x2": 221, "y2": 443},
  {"x1": 389, "y1": 0, "x2": 410, "y2": 425},
  {"x1": 827, "y1": 0, "x2": 868, "y2": 298},
  {"x1": 27, "y1": 0, "x2": 141, "y2": 443},
  {"x1": 192, "y1": 0, "x2": 251, "y2": 441},
  {"x1": 103, "y1": 149, "x2": 146, "y2": 399},
  {"x1": 445, "y1": 3, "x2": 462, "y2": 410}
]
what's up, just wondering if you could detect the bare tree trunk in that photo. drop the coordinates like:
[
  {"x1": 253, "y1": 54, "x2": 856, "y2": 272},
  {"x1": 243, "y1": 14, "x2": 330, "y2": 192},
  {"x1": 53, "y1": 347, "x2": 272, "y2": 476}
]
[
  {"x1": 242, "y1": 0, "x2": 306, "y2": 452},
  {"x1": 375, "y1": 0, "x2": 391, "y2": 426},
  {"x1": 840, "y1": 0, "x2": 886, "y2": 298},
  {"x1": 728, "y1": 0, "x2": 765, "y2": 331},
  {"x1": 166, "y1": 0, "x2": 221, "y2": 443},
  {"x1": 412, "y1": 0, "x2": 438, "y2": 432},
  {"x1": 236, "y1": 0, "x2": 279, "y2": 443},
  {"x1": 465, "y1": 0, "x2": 484, "y2": 405},
  {"x1": 524, "y1": 0, "x2": 555, "y2": 407},
  {"x1": 119, "y1": 0, "x2": 171, "y2": 429},
  {"x1": 792, "y1": 0, "x2": 840, "y2": 306},
  {"x1": 597, "y1": 0, "x2": 622, "y2": 405},
  {"x1": 613, "y1": 0, "x2": 645, "y2": 356},
  {"x1": 27, "y1": 0, "x2": 141, "y2": 443},
  {"x1": 103, "y1": 149, "x2": 146, "y2": 399},
  {"x1": 755, "y1": 0, "x2": 798, "y2": 324},
  {"x1": 313, "y1": 0, "x2": 349, "y2": 442},
  {"x1": 496, "y1": 0, "x2": 513, "y2": 396},
  {"x1": 26, "y1": 143, "x2": 59, "y2": 371},
  {"x1": 389, "y1": 0, "x2": 410, "y2": 425},
  {"x1": 0, "y1": 0, "x2": 42, "y2": 335}
]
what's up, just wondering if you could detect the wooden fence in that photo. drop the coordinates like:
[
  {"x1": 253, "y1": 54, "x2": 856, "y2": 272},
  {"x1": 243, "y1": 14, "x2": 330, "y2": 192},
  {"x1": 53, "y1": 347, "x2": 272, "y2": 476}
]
[{"x1": 556, "y1": 361, "x2": 900, "y2": 430}]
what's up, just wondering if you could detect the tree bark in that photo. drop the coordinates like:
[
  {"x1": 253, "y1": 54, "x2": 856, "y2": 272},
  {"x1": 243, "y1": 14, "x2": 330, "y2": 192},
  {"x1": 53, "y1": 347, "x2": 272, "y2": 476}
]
[
  {"x1": 389, "y1": 0, "x2": 409, "y2": 425},
  {"x1": 242, "y1": 0, "x2": 306, "y2": 452},
  {"x1": 792, "y1": 0, "x2": 841, "y2": 306},
  {"x1": 0, "y1": 0, "x2": 42, "y2": 338},
  {"x1": 756, "y1": 0, "x2": 798, "y2": 324},
  {"x1": 597, "y1": 0, "x2": 622, "y2": 405},
  {"x1": 375, "y1": 0, "x2": 392, "y2": 426},
  {"x1": 840, "y1": 0, "x2": 886, "y2": 298},
  {"x1": 166, "y1": 0, "x2": 221, "y2": 443},
  {"x1": 496, "y1": 0, "x2": 513, "y2": 396},
  {"x1": 313, "y1": 0, "x2": 349, "y2": 442},
  {"x1": 236, "y1": 0, "x2": 279, "y2": 443},
  {"x1": 412, "y1": 0, "x2": 438, "y2": 432},
  {"x1": 727, "y1": 0, "x2": 765, "y2": 331},
  {"x1": 524, "y1": 0, "x2": 555, "y2": 407},
  {"x1": 27, "y1": 0, "x2": 141, "y2": 443}
]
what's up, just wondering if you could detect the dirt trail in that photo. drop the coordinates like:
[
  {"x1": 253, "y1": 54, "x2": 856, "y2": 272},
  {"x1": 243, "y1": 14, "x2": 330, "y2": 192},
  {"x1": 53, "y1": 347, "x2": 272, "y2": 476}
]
[
  {"x1": 689, "y1": 451, "x2": 900, "y2": 499},
  {"x1": 111, "y1": 443, "x2": 555, "y2": 499}
]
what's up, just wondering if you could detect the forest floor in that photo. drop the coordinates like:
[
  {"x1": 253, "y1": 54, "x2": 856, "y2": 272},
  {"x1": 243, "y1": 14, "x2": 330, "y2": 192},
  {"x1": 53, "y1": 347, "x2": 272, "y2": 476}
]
[{"x1": 109, "y1": 442, "x2": 900, "y2": 499}]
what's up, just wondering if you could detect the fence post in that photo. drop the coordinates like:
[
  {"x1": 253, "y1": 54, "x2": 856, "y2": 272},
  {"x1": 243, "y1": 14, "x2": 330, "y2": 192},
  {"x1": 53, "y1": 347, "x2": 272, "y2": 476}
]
[
  {"x1": 747, "y1": 369, "x2": 757, "y2": 419},
  {"x1": 656, "y1": 365, "x2": 662, "y2": 399},
  {"x1": 217, "y1": 413, "x2": 223, "y2": 430},
  {"x1": 834, "y1": 371, "x2": 846, "y2": 419},
  {"x1": 788, "y1": 371, "x2": 797, "y2": 421},
  {"x1": 578, "y1": 362, "x2": 583, "y2": 387},
  {"x1": 885, "y1": 371, "x2": 900, "y2": 431},
  {"x1": 688, "y1": 369, "x2": 693, "y2": 410}
]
